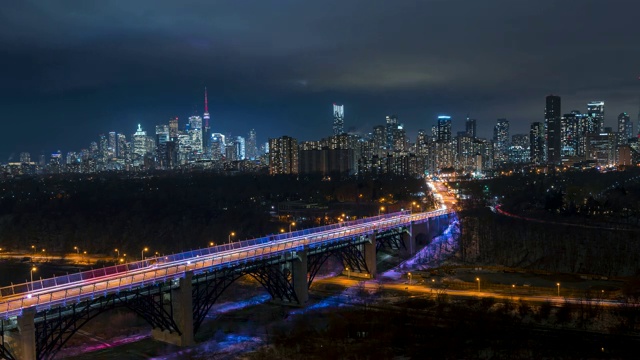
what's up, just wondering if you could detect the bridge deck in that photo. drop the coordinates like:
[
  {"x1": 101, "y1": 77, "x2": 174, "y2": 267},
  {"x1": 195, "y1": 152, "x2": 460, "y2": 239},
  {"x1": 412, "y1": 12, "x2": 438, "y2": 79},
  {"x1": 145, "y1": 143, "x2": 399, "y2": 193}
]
[{"x1": 0, "y1": 209, "x2": 450, "y2": 320}]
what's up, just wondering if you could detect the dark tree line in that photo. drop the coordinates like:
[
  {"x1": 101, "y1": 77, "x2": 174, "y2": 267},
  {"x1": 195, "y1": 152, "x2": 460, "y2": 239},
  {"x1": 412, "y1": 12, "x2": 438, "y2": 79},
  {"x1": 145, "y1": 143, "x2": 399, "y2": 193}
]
[{"x1": 0, "y1": 172, "x2": 428, "y2": 257}]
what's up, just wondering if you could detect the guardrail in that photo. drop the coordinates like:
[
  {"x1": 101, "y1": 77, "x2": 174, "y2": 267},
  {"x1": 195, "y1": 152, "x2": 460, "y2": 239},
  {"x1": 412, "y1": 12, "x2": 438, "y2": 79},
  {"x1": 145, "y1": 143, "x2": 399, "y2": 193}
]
[{"x1": 0, "y1": 209, "x2": 452, "y2": 319}]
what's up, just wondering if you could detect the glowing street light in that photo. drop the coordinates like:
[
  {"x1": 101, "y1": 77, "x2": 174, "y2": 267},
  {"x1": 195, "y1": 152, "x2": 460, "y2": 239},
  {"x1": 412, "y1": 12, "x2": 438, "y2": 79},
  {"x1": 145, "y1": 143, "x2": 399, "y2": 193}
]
[
  {"x1": 30, "y1": 266, "x2": 37, "y2": 290},
  {"x1": 408, "y1": 272, "x2": 412, "y2": 285},
  {"x1": 228, "y1": 232, "x2": 235, "y2": 243},
  {"x1": 476, "y1": 277, "x2": 481, "y2": 291},
  {"x1": 379, "y1": 206, "x2": 385, "y2": 215},
  {"x1": 289, "y1": 222, "x2": 296, "y2": 232},
  {"x1": 114, "y1": 248, "x2": 119, "y2": 259},
  {"x1": 345, "y1": 266, "x2": 350, "y2": 279},
  {"x1": 209, "y1": 241, "x2": 215, "y2": 247},
  {"x1": 556, "y1": 282, "x2": 560, "y2": 297},
  {"x1": 141, "y1": 247, "x2": 148, "y2": 260},
  {"x1": 73, "y1": 246, "x2": 79, "y2": 254}
]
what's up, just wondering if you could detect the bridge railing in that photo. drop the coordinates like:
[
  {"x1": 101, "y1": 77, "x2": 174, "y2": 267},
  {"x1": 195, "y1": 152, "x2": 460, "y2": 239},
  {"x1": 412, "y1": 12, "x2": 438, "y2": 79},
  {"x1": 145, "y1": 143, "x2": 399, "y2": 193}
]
[{"x1": 0, "y1": 209, "x2": 453, "y2": 317}]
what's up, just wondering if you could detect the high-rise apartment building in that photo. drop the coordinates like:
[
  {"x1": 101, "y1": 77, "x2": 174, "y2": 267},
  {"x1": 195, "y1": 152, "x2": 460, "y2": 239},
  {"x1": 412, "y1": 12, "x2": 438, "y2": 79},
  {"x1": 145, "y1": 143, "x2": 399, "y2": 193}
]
[
  {"x1": 269, "y1": 136, "x2": 298, "y2": 175},
  {"x1": 333, "y1": 104, "x2": 344, "y2": 135},
  {"x1": 437, "y1": 116, "x2": 452, "y2": 142},
  {"x1": 188, "y1": 115, "x2": 203, "y2": 153},
  {"x1": 530, "y1": 122, "x2": 545, "y2": 165},
  {"x1": 618, "y1": 112, "x2": 633, "y2": 144},
  {"x1": 385, "y1": 115, "x2": 398, "y2": 150},
  {"x1": 493, "y1": 118, "x2": 509, "y2": 165},
  {"x1": 545, "y1": 95, "x2": 562, "y2": 165}
]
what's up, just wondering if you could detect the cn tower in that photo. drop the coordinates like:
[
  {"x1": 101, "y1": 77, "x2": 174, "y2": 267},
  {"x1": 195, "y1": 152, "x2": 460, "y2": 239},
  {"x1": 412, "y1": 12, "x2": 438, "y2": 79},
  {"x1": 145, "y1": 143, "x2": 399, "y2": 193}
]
[{"x1": 203, "y1": 87, "x2": 211, "y2": 153}]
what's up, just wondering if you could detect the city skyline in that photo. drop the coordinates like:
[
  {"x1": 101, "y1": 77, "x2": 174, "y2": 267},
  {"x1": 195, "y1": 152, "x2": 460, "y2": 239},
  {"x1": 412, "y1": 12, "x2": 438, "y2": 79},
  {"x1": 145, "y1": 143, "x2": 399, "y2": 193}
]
[{"x1": 2, "y1": 1, "x2": 640, "y2": 160}]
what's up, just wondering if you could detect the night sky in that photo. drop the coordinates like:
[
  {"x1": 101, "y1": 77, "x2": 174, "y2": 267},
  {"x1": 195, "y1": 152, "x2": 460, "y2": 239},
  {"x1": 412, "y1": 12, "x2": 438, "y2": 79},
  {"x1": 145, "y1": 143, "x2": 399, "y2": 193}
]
[{"x1": 1, "y1": 0, "x2": 640, "y2": 161}]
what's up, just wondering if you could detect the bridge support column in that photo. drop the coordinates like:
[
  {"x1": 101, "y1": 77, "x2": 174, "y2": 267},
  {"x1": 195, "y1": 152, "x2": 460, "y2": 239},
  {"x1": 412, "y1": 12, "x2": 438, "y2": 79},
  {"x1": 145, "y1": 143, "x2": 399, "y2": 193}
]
[
  {"x1": 292, "y1": 250, "x2": 308, "y2": 305},
  {"x1": 402, "y1": 223, "x2": 414, "y2": 255},
  {"x1": 16, "y1": 307, "x2": 36, "y2": 360},
  {"x1": 152, "y1": 271, "x2": 194, "y2": 347},
  {"x1": 364, "y1": 232, "x2": 377, "y2": 278}
]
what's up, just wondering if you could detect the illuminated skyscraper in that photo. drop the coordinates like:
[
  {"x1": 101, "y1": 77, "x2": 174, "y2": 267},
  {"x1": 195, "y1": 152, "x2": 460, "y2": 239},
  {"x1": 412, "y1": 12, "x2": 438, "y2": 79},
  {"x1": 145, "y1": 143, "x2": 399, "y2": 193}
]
[
  {"x1": 188, "y1": 115, "x2": 203, "y2": 153},
  {"x1": 437, "y1": 116, "x2": 452, "y2": 142},
  {"x1": 132, "y1": 124, "x2": 147, "y2": 159},
  {"x1": 269, "y1": 136, "x2": 298, "y2": 175},
  {"x1": 530, "y1": 122, "x2": 545, "y2": 165},
  {"x1": 385, "y1": 115, "x2": 398, "y2": 150},
  {"x1": 545, "y1": 95, "x2": 562, "y2": 165},
  {"x1": 618, "y1": 112, "x2": 633, "y2": 144},
  {"x1": 587, "y1": 101, "x2": 605, "y2": 132},
  {"x1": 246, "y1": 129, "x2": 258, "y2": 160},
  {"x1": 493, "y1": 118, "x2": 509, "y2": 165},
  {"x1": 333, "y1": 104, "x2": 344, "y2": 135},
  {"x1": 465, "y1": 116, "x2": 477, "y2": 138},
  {"x1": 169, "y1": 117, "x2": 179, "y2": 141}
]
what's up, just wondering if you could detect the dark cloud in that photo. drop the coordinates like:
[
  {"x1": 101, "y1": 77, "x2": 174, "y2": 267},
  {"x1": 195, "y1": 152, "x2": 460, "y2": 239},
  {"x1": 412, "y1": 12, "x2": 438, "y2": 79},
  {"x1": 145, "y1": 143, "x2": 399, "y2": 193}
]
[{"x1": 1, "y1": 0, "x2": 640, "y2": 159}]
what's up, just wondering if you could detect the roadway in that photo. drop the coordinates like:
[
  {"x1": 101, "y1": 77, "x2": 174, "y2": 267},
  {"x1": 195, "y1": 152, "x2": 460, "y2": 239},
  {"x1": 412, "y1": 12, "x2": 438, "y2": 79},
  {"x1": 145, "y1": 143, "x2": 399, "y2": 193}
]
[
  {"x1": 317, "y1": 277, "x2": 621, "y2": 308},
  {"x1": 0, "y1": 209, "x2": 450, "y2": 320}
]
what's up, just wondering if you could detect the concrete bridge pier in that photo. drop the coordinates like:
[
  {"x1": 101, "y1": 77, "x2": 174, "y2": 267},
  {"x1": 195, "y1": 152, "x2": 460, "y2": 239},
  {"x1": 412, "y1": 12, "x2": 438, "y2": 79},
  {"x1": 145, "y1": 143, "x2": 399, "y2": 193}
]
[
  {"x1": 151, "y1": 271, "x2": 194, "y2": 347},
  {"x1": 364, "y1": 231, "x2": 377, "y2": 278},
  {"x1": 15, "y1": 307, "x2": 36, "y2": 360},
  {"x1": 292, "y1": 250, "x2": 308, "y2": 305}
]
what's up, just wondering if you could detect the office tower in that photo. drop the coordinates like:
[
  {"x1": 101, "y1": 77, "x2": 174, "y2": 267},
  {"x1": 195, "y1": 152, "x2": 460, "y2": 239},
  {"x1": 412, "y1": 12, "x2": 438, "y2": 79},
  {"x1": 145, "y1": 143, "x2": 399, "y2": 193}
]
[
  {"x1": 19, "y1": 152, "x2": 31, "y2": 163},
  {"x1": 493, "y1": 118, "x2": 509, "y2": 165},
  {"x1": 169, "y1": 117, "x2": 179, "y2": 141},
  {"x1": 333, "y1": 104, "x2": 344, "y2": 135},
  {"x1": 465, "y1": 115, "x2": 476, "y2": 138},
  {"x1": 117, "y1": 134, "x2": 127, "y2": 158},
  {"x1": 188, "y1": 115, "x2": 203, "y2": 153},
  {"x1": 587, "y1": 101, "x2": 605, "y2": 132},
  {"x1": 269, "y1": 136, "x2": 298, "y2": 175},
  {"x1": 235, "y1": 136, "x2": 246, "y2": 160},
  {"x1": 618, "y1": 112, "x2": 633, "y2": 144},
  {"x1": 561, "y1": 111, "x2": 581, "y2": 157},
  {"x1": 246, "y1": 129, "x2": 257, "y2": 160},
  {"x1": 108, "y1": 132, "x2": 117, "y2": 159},
  {"x1": 530, "y1": 122, "x2": 545, "y2": 165},
  {"x1": 545, "y1": 95, "x2": 562, "y2": 165},
  {"x1": 98, "y1": 134, "x2": 108, "y2": 162},
  {"x1": 437, "y1": 116, "x2": 452, "y2": 142},
  {"x1": 210, "y1": 133, "x2": 225, "y2": 161},
  {"x1": 132, "y1": 124, "x2": 148, "y2": 158},
  {"x1": 586, "y1": 132, "x2": 617, "y2": 167},
  {"x1": 203, "y1": 88, "x2": 211, "y2": 152}
]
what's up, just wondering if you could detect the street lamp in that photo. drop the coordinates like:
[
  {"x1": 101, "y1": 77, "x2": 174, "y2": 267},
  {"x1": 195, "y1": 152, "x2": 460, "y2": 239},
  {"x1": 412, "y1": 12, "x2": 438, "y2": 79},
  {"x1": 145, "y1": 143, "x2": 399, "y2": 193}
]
[
  {"x1": 476, "y1": 277, "x2": 481, "y2": 291},
  {"x1": 83, "y1": 251, "x2": 87, "y2": 264},
  {"x1": 289, "y1": 222, "x2": 296, "y2": 233},
  {"x1": 73, "y1": 246, "x2": 79, "y2": 254},
  {"x1": 556, "y1": 283, "x2": 560, "y2": 297},
  {"x1": 30, "y1": 266, "x2": 37, "y2": 291},
  {"x1": 228, "y1": 232, "x2": 235, "y2": 243},
  {"x1": 408, "y1": 272, "x2": 412, "y2": 285},
  {"x1": 345, "y1": 266, "x2": 350, "y2": 279},
  {"x1": 379, "y1": 206, "x2": 385, "y2": 215},
  {"x1": 209, "y1": 241, "x2": 215, "y2": 247},
  {"x1": 114, "y1": 248, "x2": 119, "y2": 259},
  {"x1": 141, "y1": 247, "x2": 148, "y2": 260},
  {"x1": 31, "y1": 245, "x2": 35, "y2": 255}
]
